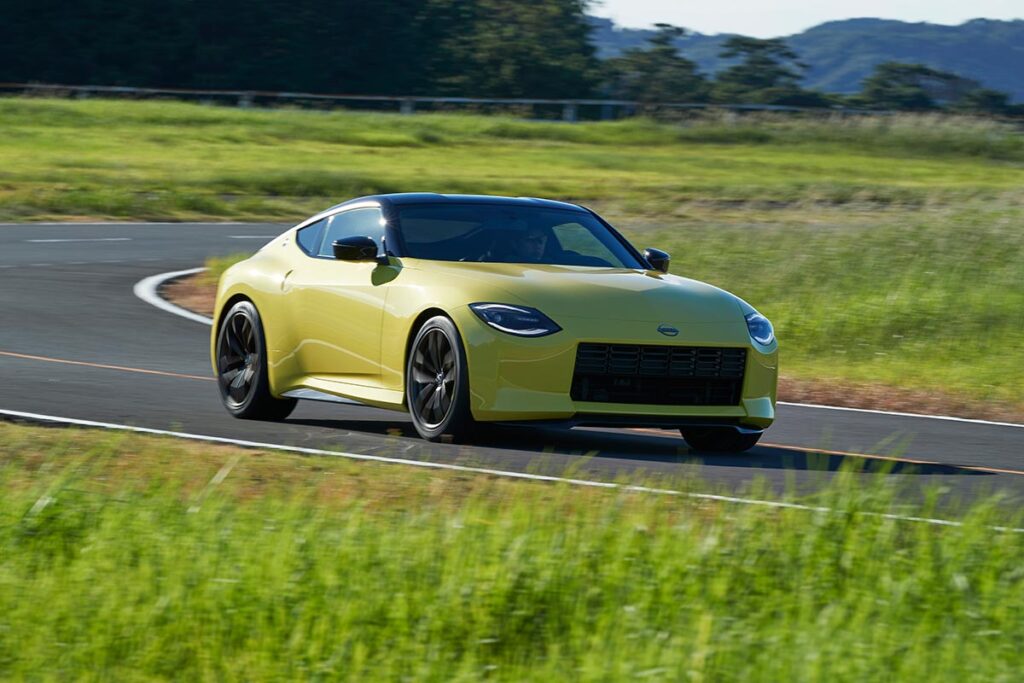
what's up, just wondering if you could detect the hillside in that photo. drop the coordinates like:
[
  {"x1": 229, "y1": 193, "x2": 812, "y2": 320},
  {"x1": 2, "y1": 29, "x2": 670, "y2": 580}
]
[{"x1": 589, "y1": 17, "x2": 1024, "y2": 102}]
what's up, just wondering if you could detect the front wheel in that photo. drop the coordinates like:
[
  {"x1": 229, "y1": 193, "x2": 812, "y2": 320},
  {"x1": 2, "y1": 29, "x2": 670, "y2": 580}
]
[
  {"x1": 406, "y1": 316, "x2": 475, "y2": 442},
  {"x1": 681, "y1": 427, "x2": 762, "y2": 453},
  {"x1": 215, "y1": 300, "x2": 296, "y2": 421}
]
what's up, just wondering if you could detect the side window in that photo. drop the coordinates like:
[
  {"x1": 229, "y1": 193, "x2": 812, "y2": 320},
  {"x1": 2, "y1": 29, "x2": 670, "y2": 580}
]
[
  {"x1": 551, "y1": 222, "x2": 619, "y2": 266},
  {"x1": 317, "y1": 208, "x2": 384, "y2": 257},
  {"x1": 295, "y1": 219, "x2": 326, "y2": 256}
]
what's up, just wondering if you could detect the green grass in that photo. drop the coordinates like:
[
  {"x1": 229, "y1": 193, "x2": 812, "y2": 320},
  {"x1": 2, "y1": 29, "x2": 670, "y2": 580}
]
[
  {"x1": 197, "y1": 252, "x2": 253, "y2": 287},
  {"x1": 640, "y1": 206, "x2": 1024, "y2": 407},
  {"x1": 2, "y1": 423, "x2": 1023, "y2": 681},
  {"x1": 5, "y1": 97, "x2": 1023, "y2": 410},
  {"x1": 1, "y1": 98, "x2": 1023, "y2": 221}
]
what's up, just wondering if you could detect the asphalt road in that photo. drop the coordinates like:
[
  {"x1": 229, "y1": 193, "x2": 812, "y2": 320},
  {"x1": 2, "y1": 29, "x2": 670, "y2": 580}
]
[{"x1": 1, "y1": 222, "x2": 1022, "y2": 502}]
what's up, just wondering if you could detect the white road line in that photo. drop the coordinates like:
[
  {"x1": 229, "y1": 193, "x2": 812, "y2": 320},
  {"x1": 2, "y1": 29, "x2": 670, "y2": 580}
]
[
  {"x1": 0, "y1": 407, "x2": 1019, "y2": 533},
  {"x1": 778, "y1": 401, "x2": 1023, "y2": 429},
  {"x1": 229, "y1": 235, "x2": 277, "y2": 239},
  {"x1": 26, "y1": 237, "x2": 132, "y2": 243},
  {"x1": 132, "y1": 268, "x2": 214, "y2": 326},
  {"x1": 133, "y1": 268, "x2": 1024, "y2": 430}
]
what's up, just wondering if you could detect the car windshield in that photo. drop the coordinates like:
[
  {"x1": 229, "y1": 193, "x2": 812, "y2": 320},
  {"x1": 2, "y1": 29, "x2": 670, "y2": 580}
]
[{"x1": 395, "y1": 204, "x2": 645, "y2": 268}]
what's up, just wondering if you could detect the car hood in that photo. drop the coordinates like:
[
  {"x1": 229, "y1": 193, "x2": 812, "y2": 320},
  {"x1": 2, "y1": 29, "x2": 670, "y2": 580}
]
[{"x1": 404, "y1": 261, "x2": 743, "y2": 323}]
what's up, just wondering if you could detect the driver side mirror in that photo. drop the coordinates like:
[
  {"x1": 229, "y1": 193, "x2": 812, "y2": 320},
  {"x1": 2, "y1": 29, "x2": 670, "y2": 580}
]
[
  {"x1": 333, "y1": 235, "x2": 388, "y2": 265},
  {"x1": 643, "y1": 248, "x2": 670, "y2": 273}
]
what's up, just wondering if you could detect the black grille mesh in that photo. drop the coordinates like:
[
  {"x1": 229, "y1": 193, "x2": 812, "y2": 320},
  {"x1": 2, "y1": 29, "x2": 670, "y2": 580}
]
[{"x1": 571, "y1": 343, "x2": 746, "y2": 406}]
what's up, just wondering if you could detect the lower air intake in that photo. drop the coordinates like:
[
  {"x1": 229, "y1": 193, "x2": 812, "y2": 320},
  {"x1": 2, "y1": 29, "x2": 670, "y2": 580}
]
[{"x1": 570, "y1": 343, "x2": 746, "y2": 406}]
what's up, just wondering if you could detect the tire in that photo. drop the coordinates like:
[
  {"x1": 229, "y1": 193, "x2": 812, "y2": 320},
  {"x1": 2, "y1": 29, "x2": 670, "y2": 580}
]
[
  {"x1": 681, "y1": 427, "x2": 762, "y2": 453},
  {"x1": 215, "y1": 300, "x2": 297, "y2": 421},
  {"x1": 406, "y1": 316, "x2": 476, "y2": 442}
]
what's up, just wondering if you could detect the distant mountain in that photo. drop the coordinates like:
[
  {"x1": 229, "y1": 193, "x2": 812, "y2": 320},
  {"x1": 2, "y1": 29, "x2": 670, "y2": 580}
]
[{"x1": 588, "y1": 17, "x2": 1024, "y2": 102}]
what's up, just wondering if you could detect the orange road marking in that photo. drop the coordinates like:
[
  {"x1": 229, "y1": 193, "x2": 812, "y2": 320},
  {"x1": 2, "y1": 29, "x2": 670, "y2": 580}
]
[
  {"x1": 627, "y1": 427, "x2": 1024, "y2": 477},
  {"x1": 0, "y1": 349, "x2": 214, "y2": 382}
]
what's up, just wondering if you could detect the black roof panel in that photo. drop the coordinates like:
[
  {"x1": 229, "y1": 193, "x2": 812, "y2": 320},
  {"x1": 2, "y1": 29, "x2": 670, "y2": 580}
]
[{"x1": 326, "y1": 193, "x2": 586, "y2": 213}]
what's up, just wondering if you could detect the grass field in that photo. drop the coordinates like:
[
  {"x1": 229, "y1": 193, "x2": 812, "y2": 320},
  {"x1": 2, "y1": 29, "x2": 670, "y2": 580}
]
[
  {"x1": 2, "y1": 422, "x2": 1022, "y2": 681},
  {"x1": 2, "y1": 98, "x2": 1023, "y2": 221},
  {"x1": 4, "y1": 97, "x2": 1023, "y2": 411}
]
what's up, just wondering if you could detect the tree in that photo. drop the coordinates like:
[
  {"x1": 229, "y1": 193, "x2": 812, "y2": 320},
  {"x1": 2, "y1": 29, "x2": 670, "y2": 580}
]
[
  {"x1": 857, "y1": 62, "x2": 992, "y2": 111},
  {"x1": 426, "y1": 0, "x2": 598, "y2": 98},
  {"x1": 602, "y1": 24, "x2": 709, "y2": 103},
  {"x1": 954, "y1": 88, "x2": 1013, "y2": 115},
  {"x1": 0, "y1": 0, "x2": 598, "y2": 98},
  {"x1": 711, "y1": 37, "x2": 828, "y2": 106}
]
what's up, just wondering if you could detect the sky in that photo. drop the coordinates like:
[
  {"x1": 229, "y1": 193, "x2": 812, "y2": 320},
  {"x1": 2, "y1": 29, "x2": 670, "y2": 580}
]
[{"x1": 590, "y1": 0, "x2": 1024, "y2": 37}]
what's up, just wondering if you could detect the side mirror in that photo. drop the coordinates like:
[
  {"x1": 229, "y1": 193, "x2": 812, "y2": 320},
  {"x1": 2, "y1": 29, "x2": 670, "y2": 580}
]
[
  {"x1": 643, "y1": 247, "x2": 670, "y2": 273},
  {"x1": 333, "y1": 235, "x2": 387, "y2": 264}
]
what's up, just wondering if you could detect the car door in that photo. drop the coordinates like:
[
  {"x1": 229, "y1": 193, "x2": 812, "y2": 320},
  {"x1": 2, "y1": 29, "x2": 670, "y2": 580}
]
[{"x1": 287, "y1": 207, "x2": 391, "y2": 383}]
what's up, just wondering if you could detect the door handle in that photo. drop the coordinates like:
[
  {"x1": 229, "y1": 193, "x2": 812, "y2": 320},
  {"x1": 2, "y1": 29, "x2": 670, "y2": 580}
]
[{"x1": 281, "y1": 269, "x2": 293, "y2": 292}]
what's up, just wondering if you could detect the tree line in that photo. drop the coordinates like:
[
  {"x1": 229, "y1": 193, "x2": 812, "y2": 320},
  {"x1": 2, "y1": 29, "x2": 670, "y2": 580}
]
[
  {"x1": 0, "y1": 0, "x2": 1018, "y2": 115},
  {"x1": 605, "y1": 25, "x2": 1020, "y2": 115}
]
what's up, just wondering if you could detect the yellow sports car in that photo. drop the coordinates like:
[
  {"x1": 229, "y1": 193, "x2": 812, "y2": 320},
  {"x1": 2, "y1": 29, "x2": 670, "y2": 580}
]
[{"x1": 212, "y1": 194, "x2": 777, "y2": 452}]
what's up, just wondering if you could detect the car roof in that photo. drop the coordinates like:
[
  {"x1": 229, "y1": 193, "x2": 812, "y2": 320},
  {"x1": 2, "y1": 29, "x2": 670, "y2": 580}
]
[{"x1": 324, "y1": 193, "x2": 587, "y2": 213}]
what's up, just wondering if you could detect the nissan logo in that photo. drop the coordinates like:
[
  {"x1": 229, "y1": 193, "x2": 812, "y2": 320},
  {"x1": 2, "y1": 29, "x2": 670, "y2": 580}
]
[{"x1": 657, "y1": 324, "x2": 679, "y2": 337}]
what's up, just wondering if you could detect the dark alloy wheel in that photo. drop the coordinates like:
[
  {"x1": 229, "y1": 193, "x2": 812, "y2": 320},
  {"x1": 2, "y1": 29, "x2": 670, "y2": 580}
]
[
  {"x1": 406, "y1": 316, "x2": 475, "y2": 442},
  {"x1": 681, "y1": 427, "x2": 762, "y2": 453},
  {"x1": 216, "y1": 300, "x2": 296, "y2": 421}
]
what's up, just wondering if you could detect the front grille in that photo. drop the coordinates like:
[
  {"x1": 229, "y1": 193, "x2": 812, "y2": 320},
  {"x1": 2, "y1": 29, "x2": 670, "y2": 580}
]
[{"x1": 570, "y1": 343, "x2": 746, "y2": 406}]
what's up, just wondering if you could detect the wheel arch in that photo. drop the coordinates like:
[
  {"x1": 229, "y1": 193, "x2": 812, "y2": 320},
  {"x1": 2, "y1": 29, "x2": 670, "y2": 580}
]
[
  {"x1": 402, "y1": 307, "x2": 454, "y2": 404},
  {"x1": 211, "y1": 293, "x2": 255, "y2": 374},
  {"x1": 214, "y1": 293, "x2": 253, "y2": 332}
]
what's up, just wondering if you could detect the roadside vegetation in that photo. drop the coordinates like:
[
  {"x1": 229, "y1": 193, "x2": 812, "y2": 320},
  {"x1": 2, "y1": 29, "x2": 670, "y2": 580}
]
[
  {"x1": 649, "y1": 207, "x2": 1024, "y2": 410},
  {"x1": 1, "y1": 98, "x2": 1023, "y2": 222},
  {"x1": 196, "y1": 252, "x2": 252, "y2": 287},
  {"x1": 2, "y1": 422, "x2": 1023, "y2": 680},
  {"x1": 6, "y1": 97, "x2": 1023, "y2": 414}
]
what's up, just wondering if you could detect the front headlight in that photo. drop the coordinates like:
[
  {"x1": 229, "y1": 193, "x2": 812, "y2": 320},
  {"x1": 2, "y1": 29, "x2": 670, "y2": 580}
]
[
  {"x1": 469, "y1": 303, "x2": 561, "y2": 337},
  {"x1": 745, "y1": 312, "x2": 775, "y2": 346}
]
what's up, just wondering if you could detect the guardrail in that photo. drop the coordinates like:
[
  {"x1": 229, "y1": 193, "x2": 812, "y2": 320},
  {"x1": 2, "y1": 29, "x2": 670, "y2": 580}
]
[{"x1": 0, "y1": 81, "x2": 889, "y2": 121}]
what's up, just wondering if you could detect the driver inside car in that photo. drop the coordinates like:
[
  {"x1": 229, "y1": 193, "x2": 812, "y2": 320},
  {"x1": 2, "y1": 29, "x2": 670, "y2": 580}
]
[
  {"x1": 477, "y1": 215, "x2": 551, "y2": 263},
  {"x1": 511, "y1": 227, "x2": 549, "y2": 263}
]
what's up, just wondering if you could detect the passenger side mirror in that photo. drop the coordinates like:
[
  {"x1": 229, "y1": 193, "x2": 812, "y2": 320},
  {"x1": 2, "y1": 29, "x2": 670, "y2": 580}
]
[
  {"x1": 333, "y1": 235, "x2": 387, "y2": 264},
  {"x1": 643, "y1": 248, "x2": 670, "y2": 273}
]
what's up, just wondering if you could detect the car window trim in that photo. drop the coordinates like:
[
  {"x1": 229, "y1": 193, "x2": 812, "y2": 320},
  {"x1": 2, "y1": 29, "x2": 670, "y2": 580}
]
[
  {"x1": 391, "y1": 202, "x2": 646, "y2": 269},
  {"x1": 292, "y1": 201, "x2": 384, "y2": 261},
  {"x1": 314, "y1": 206, "x2": 384, "y2": 258},
  {"x1": 295, "y1": 217, "x2": 327, "y2": 256}
]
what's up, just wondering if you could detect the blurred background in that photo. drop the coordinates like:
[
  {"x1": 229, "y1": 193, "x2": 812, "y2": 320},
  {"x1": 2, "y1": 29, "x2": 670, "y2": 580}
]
[
  {"x1": 2, "y1": 0, "x2": 1022, "y2": 112},
  {"x1": 3, "y1": 2, "x2": 1024, "y2": 679}
]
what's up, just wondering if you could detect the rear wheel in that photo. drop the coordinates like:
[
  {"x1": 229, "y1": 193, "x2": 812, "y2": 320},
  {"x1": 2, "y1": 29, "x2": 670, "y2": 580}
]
[
  {"x1": 215, "y1": 300, "x2": 296, "y2": 421},
  {"x1": 681, "y1": 427, "x2": 761, "y2": 453},
  {"x1": 406, "y1": 316, "x2": 475, "y2": 442}
]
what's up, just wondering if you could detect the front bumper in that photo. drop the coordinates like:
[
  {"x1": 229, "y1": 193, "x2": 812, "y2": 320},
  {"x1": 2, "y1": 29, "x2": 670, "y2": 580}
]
[{"x1": 452, "y1": 307, "x2": 778, "y2": 429}]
